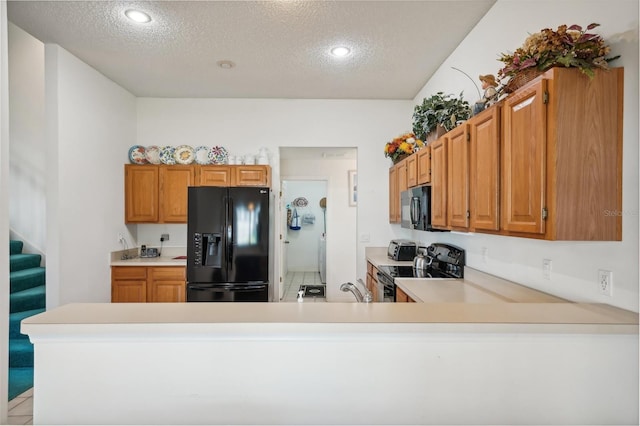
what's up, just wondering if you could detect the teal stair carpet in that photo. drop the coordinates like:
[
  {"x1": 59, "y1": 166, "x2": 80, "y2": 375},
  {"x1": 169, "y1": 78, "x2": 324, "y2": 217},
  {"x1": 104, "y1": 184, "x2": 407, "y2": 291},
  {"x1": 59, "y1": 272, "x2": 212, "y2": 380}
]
[{"x1": 9, "y1": 239, "x2": 45, "y2": 400}]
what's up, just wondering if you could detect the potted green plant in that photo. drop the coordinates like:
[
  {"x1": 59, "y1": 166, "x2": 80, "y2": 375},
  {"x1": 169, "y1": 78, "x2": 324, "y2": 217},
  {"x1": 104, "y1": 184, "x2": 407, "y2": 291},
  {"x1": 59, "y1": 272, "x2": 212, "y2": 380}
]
[{"x1": 412, "y1": 92, "x2": 471, "y2": 142}]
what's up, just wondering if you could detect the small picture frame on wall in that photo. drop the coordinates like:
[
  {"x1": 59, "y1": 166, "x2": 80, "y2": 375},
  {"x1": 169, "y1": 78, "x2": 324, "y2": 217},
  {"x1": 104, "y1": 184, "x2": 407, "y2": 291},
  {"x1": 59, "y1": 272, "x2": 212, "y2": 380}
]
[{"x1": 348, "y1": 170, "x2": 357, "y2": 207}]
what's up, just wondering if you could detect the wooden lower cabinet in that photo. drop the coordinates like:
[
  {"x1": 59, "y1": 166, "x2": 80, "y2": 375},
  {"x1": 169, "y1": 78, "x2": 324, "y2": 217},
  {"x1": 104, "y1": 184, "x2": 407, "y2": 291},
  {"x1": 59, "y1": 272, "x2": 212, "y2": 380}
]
[
  {"x1": 395, "y1": 286, "x2": 415, "y2": 303},
  {"x1": 147, "y1": 267, "x2": 186, "y2": 303},
  {"x1": 366, "y1": 262, "x2": 380, "y2": 302},
  {"x1": 112, "y1": 266, "x2": 185, "y2": 303},
  {"x1": 111, "y1": 266, "x2": 147, "y2": 303}
]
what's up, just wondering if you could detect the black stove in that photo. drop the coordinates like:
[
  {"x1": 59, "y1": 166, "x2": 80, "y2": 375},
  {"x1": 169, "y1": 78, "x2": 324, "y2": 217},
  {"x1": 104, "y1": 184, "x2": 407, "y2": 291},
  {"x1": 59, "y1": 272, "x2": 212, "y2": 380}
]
[
  {"x1": 376, "y1": 243, "x2": 465, "y2": 302},
  {"x1": 377, "y1": 265, "x2": 455, "y2": 279}
]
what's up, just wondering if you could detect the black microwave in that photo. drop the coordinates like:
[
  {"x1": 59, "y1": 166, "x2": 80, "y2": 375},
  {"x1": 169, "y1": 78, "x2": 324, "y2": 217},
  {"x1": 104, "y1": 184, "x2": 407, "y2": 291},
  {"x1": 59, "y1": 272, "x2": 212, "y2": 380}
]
[{"x1": 400, "y1": 185, "x2": 444, "y2": 232}]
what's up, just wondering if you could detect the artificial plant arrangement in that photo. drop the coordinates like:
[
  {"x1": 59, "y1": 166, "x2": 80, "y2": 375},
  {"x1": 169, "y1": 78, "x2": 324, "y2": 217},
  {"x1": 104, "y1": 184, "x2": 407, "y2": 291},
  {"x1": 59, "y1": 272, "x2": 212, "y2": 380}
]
[
  {"x1": 497, "y1": 23, "x2": 619, "y2": 91},
  {"x1": 384, "y1": 132, "x2": 424, "y2": 164},
  {"x1": 412, "y1": 92, "x2": 471, "y2": 141}
]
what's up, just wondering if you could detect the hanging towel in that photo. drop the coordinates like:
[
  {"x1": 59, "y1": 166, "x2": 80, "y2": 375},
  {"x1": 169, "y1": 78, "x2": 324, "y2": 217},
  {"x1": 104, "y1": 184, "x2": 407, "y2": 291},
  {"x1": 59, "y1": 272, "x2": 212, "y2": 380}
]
[
  {"x1": 289, "y1": 208, "x2": 301, "y2": 230},
  {"x1": 302, "y1": 213, "x2": 315, "y2": 224}
]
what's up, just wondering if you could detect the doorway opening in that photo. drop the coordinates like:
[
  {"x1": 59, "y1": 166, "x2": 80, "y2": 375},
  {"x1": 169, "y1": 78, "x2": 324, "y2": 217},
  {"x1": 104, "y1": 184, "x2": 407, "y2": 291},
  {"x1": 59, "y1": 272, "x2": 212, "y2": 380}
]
[
  {"x1": 277, "y1": 147, "x2": 357, "y2": 302},
  {"x1": 280, "y1": 179, "x2": 327, "y2": 301}
]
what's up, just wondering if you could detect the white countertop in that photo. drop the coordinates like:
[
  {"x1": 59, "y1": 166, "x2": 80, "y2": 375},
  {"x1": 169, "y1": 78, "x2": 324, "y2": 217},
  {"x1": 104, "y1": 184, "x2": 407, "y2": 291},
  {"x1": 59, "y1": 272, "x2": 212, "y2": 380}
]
[
  {"x1": 44, "y1": 245, "x2": 629, "y2": 335},
  {"x1": 21, "y1": 301, "x2": 637, "y2": 337},
  {"x1": 110, "y1": 256, "x2": 187, "y2": 267},
  {"x1": 395, "y1": 268, "x2": 568, "y2": 304},
  {"x1": 365, "y1": 246, "x2": 413, "y2": 267},
  {"x1": 110, "y1": 247, "x2": 187, "y2": 266}
]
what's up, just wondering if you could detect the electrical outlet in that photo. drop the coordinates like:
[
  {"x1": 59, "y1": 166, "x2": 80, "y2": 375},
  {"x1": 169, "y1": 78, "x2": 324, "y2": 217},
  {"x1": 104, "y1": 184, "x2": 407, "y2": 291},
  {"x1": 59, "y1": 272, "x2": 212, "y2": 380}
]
[
  {"x1": 481, "y1": 247, "x2": 489, "y2": 263},
  {"x1": 598, "y1": 269, "x2": 613, "y2": 296},
  {"x1": 161, "y1": 233, "x2": 169, "y2": 242},
  {"x1": 542, "y1": 259, "x2": 552, "y2": 280},
  {"x1": 117, "y1": 233, "x2": 124, "y2": 244}
]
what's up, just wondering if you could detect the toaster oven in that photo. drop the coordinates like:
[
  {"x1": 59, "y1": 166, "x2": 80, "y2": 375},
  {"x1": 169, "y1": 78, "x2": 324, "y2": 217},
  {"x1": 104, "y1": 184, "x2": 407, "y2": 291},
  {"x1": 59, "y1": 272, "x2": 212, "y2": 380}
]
[{"x1": 387, "y1": 239, "x2": 416, "y2": 261}]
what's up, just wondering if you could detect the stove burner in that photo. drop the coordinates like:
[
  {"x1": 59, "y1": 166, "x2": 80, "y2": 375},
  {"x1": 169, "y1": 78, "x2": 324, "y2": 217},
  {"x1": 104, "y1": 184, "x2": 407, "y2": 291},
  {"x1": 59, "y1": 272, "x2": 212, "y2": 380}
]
[{"x1": 378, "y1": 265, "x2": 455, "y2": 279}]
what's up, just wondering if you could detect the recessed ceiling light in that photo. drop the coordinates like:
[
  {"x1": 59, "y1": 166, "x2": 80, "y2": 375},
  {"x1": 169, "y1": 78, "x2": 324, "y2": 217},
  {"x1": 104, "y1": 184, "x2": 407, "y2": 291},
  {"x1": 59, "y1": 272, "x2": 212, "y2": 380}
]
[
  {"x1": 125, "y1": 9, "x2": 152, "y2": 24},
  {"x1": 217, "y1": 60, "x2": 236, "y2": 69},
  {"x1": 330, "y1": 46, "x2": 351, "y2": 58}
]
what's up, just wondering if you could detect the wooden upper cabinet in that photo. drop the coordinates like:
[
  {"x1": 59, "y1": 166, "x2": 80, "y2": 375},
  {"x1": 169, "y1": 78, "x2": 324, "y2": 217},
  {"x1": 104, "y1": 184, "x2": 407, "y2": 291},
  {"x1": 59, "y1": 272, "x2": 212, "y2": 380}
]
[
  {"x1": 469, "y1": 106, "x2": 501, "y2": 232},
  {"x1": 406, "y1": 154, "x2": 418, "y2": 188},
  {"x1": 397, "y1": 158, "x2": 408, "y2": 193},
  {"x1": 198, "y1": 166, "x2": 232, "y2": 186},
  {"x1": 125, "y1": 165, "x2": 159, "y2": 223},
  {"x1": 125, "y1": 164, "x2": 271, "y2": 224},
  {"x1": 199, "y1": 165, "x2": 270, "y2": 187},
  {"x1": 502, "y1": 67, "x2": 623, "y2": 240},
  {"x1": 388, "y1": 164, "x2": 399, "y2": 223},
  {"x1": 417, "y1": 146, "x2": 431, "y2": 185},
  {"x1": 502, "y1": 79, "x2": 547, "y2": 235},
  {"x1": 159, "y1": 166, "x2": 195, "y2": 223},
  {"x1": 447, "y1": 125, "x2": 469, "y2": 230},
  {"x1": 430, "y1": 137, "x2": 447, "y2": 229},
  {"x1": 232, "y1": 165, "x2": 271, "y2": 187},
  {"x1": 546, "y1": 68, "x2": 623, "y2": 240},
  {"x1": 388, "y1": 68, "x2": 623, "y2": 241}
]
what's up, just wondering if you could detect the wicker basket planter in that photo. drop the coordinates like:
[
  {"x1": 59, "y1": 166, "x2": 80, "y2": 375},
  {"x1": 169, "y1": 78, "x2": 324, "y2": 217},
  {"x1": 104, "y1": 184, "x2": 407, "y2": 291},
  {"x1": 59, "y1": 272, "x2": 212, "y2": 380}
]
[
  {"x1": 391, "y1": 154, "x2": 409, "y2": 165},
  {"x1": 504, "y1": 68, "x2": 546, "y2": 93}
]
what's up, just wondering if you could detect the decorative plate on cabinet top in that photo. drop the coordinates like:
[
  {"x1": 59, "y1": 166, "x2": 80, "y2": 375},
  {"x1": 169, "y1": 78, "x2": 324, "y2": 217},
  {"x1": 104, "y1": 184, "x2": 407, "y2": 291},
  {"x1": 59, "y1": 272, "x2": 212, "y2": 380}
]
[
  {"x1": 159, "y1": 146, "x2": 176, "y2": 165},
  {"x1": 194, "y1": 146, "x2": 211, "y2": 165},
  {"x1": 144, "y1": 145, "x2": 162, "y2": 164},
  {"x1": 209, "y1": 146, "x2": 228, "y2": 165},
  {"x1": 174, "y1": 145, "x2": 195, "y2": 165},
  {"x1": 128, "y1": 145, "x2": 148, "y2": 164}
]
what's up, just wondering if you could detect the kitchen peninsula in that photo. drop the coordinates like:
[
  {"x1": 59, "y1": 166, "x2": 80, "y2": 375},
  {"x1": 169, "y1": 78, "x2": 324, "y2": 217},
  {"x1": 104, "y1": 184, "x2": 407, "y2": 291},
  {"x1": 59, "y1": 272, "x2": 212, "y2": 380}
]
[{"x1": 22, "y1": 292, "x2": 638, "y2": 425}]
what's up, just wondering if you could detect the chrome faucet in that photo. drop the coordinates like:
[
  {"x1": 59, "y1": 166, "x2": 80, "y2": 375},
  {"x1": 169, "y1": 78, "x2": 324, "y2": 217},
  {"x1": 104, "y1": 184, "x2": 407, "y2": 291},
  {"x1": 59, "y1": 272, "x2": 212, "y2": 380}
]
[{"x1": 340, "y1": 281, "x2": 372, "y2": 303}]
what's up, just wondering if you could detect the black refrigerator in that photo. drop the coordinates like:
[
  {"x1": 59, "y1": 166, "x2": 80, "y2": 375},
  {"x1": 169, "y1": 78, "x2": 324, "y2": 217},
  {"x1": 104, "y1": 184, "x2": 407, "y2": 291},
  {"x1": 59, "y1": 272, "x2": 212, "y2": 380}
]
[{"x1": 186, "y1": 186, "x2": 270, "y2": 302}]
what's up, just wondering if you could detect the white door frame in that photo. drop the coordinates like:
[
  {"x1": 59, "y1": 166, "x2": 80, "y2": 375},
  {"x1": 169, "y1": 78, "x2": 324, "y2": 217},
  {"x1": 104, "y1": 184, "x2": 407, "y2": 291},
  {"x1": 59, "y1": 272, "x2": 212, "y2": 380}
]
[{"x1": 277, "y1": 176, "x2": 329, "y2": 301}]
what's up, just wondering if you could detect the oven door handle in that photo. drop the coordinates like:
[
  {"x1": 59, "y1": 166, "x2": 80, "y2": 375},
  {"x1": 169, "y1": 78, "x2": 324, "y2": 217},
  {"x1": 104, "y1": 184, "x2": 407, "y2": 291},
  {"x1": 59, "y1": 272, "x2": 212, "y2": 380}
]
[
  {"x1": 376, "y1": 271, "x2": 389, "y2": 284},
  {"x1": 376, "y1": 271, "x2": 395, "y2": 303}
]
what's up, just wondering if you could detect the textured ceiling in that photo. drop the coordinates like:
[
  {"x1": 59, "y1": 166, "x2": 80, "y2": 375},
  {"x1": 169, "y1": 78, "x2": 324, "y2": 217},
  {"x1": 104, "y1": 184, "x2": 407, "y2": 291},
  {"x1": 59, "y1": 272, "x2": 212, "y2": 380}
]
[{"x1": 7, "y1": 1, "x2": 495, "y2": 99}]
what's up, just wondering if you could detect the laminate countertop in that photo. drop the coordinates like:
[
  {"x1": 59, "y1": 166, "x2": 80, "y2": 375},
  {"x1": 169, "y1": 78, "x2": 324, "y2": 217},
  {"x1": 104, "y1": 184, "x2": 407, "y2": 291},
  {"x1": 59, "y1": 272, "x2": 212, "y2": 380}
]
[
  {"x1": 110, "y1": 256, "x2": 187, "y2": 267},
  {"x1": 364, "y1": 246, "x2": 637, "y2": 331},
  {"x1": 110, "y1": 247, "x2": 186, "y2": 266},
  {"x1": 56, "y1": 246, "x2": 636, "y2": 334}
]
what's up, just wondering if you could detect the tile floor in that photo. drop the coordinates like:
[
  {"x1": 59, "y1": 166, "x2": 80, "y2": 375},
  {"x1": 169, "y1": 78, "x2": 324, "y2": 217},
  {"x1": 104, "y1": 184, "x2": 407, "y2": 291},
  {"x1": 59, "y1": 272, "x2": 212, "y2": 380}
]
[
  {"x1": 8, "y1": 388, "x2": 33, "y2": 425},
  {"x1": 281, "y1": 271, "x2": 326, "y2": 302}
]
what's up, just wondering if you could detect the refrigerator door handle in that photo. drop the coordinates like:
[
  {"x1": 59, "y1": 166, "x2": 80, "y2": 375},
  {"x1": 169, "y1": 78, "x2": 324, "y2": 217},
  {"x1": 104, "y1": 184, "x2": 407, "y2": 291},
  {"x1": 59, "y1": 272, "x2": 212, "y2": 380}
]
[{"x1": 227, "y1": 197, "x2": 233, "y2": 268}]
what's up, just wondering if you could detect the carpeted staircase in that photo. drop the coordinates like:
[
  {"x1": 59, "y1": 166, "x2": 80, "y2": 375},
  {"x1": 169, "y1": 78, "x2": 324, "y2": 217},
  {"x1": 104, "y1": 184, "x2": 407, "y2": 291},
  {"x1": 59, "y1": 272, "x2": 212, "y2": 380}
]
[{"x1": 9, "y1": 239, "x2": 45, "y2": 400}]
